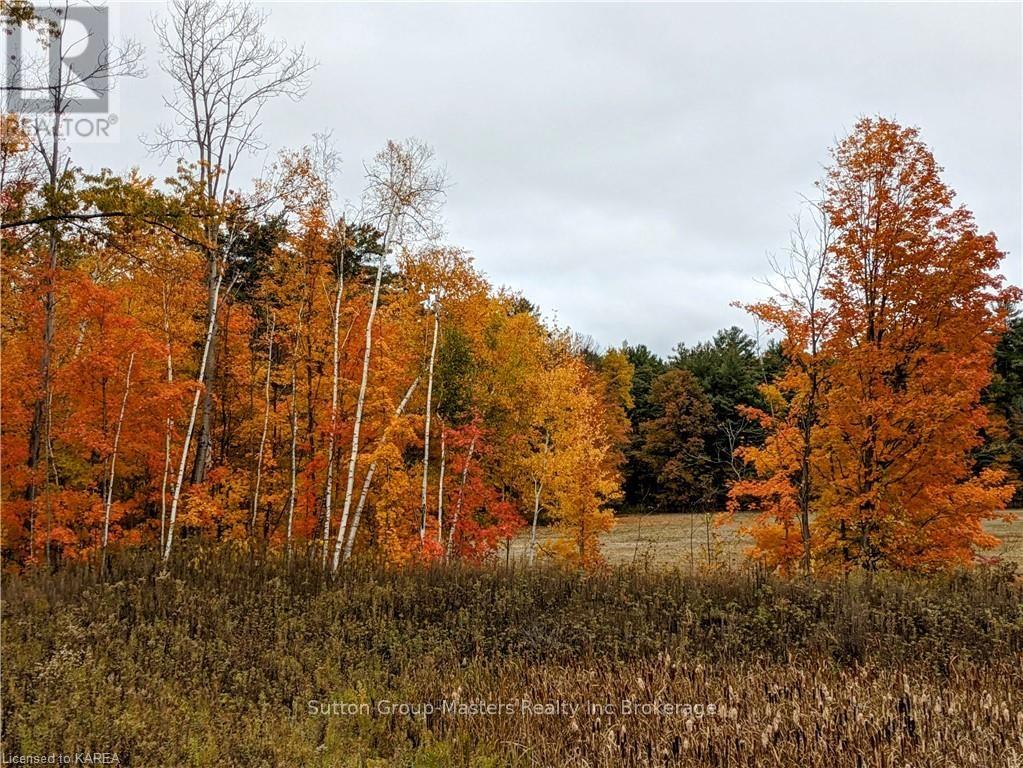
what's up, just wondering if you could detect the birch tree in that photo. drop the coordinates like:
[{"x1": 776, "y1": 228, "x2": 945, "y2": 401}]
[
  {"x1": 342, "y1": 377, "x2": 420, "y2": 563},
  {"x1": 321, "y1": 236, "x2": 344, "y2": 567},
  {"x1": 420, "y1": 305, "x2": 440, "y2": 542},
  {"x1": 285, "y1": 364, "x2": 298, "y2": 563},
  {"x1": 330, "y1": 139, "x2": 446, "y2": 572},
  {"x1": 435, "y1": 428, "x2": 447, "y2": 544},
  {"x1": 158, "y1": 283, "x2": 180, "y2": 551},
  {"x1": 445, "y1": 433, "x2": 476, "y2": 561},
  {"x1": 163, "y1": 270, "x2": 230, "y2": 561},
  {"x1": 101, "y1": 352, "x2": 134, "y2": 566},
  {"x1": 152, "y1": 0, "x2": 314, "y2": 483},
  {"x1": 250, "y1": 312, "x2": 275, "y2": 536},
  {"x1": 526, "y1": 432, "x2": 551, "y2": 566}
]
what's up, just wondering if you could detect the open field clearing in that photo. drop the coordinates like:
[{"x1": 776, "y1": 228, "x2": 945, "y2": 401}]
[{"x1": 514, "y1": 510, "x2": 1023, "y2": 568}]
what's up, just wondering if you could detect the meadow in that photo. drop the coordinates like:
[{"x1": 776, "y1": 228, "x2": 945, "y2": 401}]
[
  {"x1": 514, "y1": 510, "x2": 1023, "y2": 569},
  {"x1": 2, "y1": 544, "x2": 1022, "y2": 767}
]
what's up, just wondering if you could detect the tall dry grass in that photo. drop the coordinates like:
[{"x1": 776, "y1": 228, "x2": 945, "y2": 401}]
[{"x1": 2, "y1": 546, "x2": 1021, "y2": 766}]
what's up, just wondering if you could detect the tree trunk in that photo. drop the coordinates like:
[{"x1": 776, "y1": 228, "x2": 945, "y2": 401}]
[
  {"x1": 250, "y1": 314, "x2": 275, "y2": 537},
  {"x1": 102, "y1": 353, "x2": 134, "y2": 567},
  {"x1": 43, "y1": 390, "x2": 58, "y2": 565},
  {"x1": 527, "y1": 433, "x2": 550, "y2": 566},
  {"x1": 528, "y1": 479, "x2": 543, "y2": 566},
  {"x1": 321, "y1": 270, "x2": 344, "y2": 569},
  {"x1": 797, "y1": 364, "x2": 820, "y2": 579},
  {"x1": 798, "y1": 414, "x2": 813, "y2": 578},
  {"x1": 436, "y1": 428, "x2": 446, "y2": 544},
  {"x1": 163, "y1": 270, "x2": 227, "y2": 562},
  {"x1": 27, "y1": 226, "x2": 56, "y2": 503},
  {"x1": 191, "y1": 255, "x2": 220, "y2": 483},
  {"x1": 160, "y1": 287, "x2": 175, "y2": 552},
  {"x1": 331, "y1": 215, "x2": 394, "y2": 573},
  {"x1": 419, "y1": 308, "x2": 440, "y2": 542},
  {"x1": 342, "y1": 376, "x2": 419, "y2": 563},
  {"x1": 286, "y1": 364, "x2": 298, "y2": 564},
  {"x1": 27, "y1": 87, "x2": 64, "y2": 563},
  {"x1": 705, "y1": 510, "x2": 712, "y2": 565},
  {"x1": 445, "y1": 434, "x2": 475, "y2": 561}
]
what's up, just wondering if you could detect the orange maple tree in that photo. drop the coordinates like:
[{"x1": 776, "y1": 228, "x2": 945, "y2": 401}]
[{"x1": 732, "y1": 117, "x2": 1019, "y2": 573}]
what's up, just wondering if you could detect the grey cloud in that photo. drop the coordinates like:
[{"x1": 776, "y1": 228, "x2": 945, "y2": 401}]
[{"x1": 82, "y1": 2, "x2": 1021, "y2": 356}]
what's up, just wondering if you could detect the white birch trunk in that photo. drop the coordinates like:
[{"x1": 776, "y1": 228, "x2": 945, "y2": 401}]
[
  {"x1": 160, "y1": 287, "x2": 175, "y2": 552},
  {"x1": 528, "y1": 479, "x2": 543, "y2": 566},
  {"x1": 163, "y1": 269, "x2": 226, "y2": 562},
  {"x1": 342, "y1": 376, "x2": 419, "y2": 563},
  {"x1": 286, "y1": 363, "x2": 298, "y2": 563},
  {"x1": 102, "y1": 353, "x2": 134, "y2": 559},
  {"x1": 436, "y1": 428, "x2": 446, "y2": 544},
  {"x1": 250, "y1": 313, "x2": 275, "y2": 537},
  {"x1": 419, "y1": 308, "x2": 440, "y2": 542},
  {"x1": 445, "y1": 434, "x2": 475, "y2": 561},
  {"x1": 321, "y1": 272, "x2": 344, "y2": 569},
  {"x1": 331, "y1": 216, "x2": 394, "y2": 572},
  {"x1": 527, "y1": 434, "x2": 550, "y2": 566}
]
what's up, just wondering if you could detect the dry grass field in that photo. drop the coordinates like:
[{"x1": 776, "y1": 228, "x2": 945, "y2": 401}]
[
  {"x1": 5, "y1": 547, "x2": 1022, "y2": 767},
  {"x1": 515, "y1": 509, "x2": 1023, "y2": 569}
]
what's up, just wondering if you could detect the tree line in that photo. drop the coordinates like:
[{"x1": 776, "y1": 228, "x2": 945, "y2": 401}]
[
  {"x1": 612, "y1": 119, "x2": 1022, "y2": 575},
  {"x1": 1, "y1": 1, "x2": 1020, "y2": 575},
  {"x1": 1, "y1": 0, "x2": 628, "y2": 571}
]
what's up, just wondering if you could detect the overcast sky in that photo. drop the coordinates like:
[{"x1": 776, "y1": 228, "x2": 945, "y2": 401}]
[{"x1": 75, "y1": 2, "x2": 1022, "y2": 356}]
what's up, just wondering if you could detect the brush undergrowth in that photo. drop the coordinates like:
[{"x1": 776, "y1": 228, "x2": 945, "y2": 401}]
[{"x1": 2, "y1": 546, "x2": 1022, "y2": 767}]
